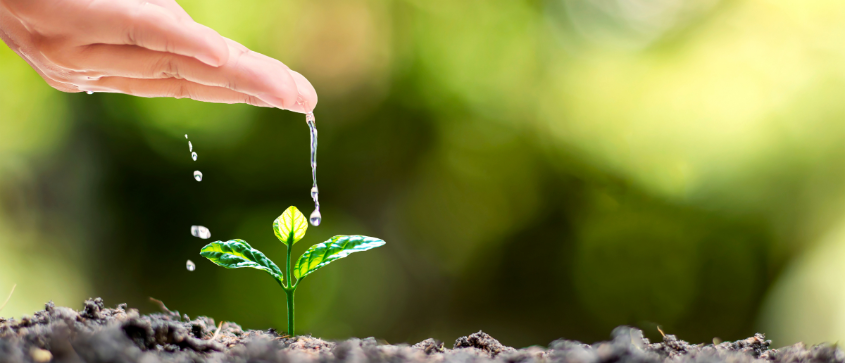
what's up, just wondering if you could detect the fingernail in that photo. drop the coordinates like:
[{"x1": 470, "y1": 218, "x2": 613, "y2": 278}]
[
  {"x1": 196, "y1": 53, "x2": 222, "y2": 67},
  {"x1": 259, "y1": 93, "x2": 296, "y2": 112}
]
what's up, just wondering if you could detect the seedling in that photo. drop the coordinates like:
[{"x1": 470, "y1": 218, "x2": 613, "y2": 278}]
[{"x1": 199, "y1": 206, "x2": 385, "y2": 336}]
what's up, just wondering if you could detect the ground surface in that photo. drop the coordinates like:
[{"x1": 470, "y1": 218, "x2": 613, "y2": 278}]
[{"x1": 0, "y1": 299, "x2": 841, "y2": 363}]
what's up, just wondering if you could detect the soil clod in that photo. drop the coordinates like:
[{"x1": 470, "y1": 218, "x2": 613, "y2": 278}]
[
  {"x1": 455, "y1": 331, "x2": 516, "y2": 357},
  {"x1": 413, "y1": 338, "x2": 445, "y2": 355}
]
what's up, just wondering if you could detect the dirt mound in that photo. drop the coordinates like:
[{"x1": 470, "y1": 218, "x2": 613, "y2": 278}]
[{"x1": 0, "y1": 299, "x2": 839, "y2": 363}]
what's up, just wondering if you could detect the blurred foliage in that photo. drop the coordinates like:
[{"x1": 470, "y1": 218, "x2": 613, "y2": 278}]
[{"x1": 4, "y1": 0, "x2": 845, "y2": 349}]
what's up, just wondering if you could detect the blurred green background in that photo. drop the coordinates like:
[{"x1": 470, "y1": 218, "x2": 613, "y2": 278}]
[{"x1": 4, "y1": 0, "x2": 845, "y2": 349}]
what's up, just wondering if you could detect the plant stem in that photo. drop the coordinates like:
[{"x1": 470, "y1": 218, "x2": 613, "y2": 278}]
[
  {"x1": 286, "y1": 243, "x2": 293, "y2": 289},
  {"x1": 285, "y1": 243, "x2": 295, "y2": 336},
  {"x1": 285, "y1": 288, "x2": 295, "y2": 336}
]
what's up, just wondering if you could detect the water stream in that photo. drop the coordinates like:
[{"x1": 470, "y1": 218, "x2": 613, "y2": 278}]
[{"x1": 307, "y1": 112, "x2": 321, "y2": 226}]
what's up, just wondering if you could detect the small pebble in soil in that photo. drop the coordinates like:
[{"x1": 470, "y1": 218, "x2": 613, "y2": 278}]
[
  {"x1": 29, "y1": 348, "x2": 52, "y2": 362},
  {"x1": 191, "y1": 226, "x2": 211, "y2": 239}
]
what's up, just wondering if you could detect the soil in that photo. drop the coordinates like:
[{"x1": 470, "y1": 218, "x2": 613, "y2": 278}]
[{"x1": 0, "y1": 299, "x2": 841, "y2": 363}]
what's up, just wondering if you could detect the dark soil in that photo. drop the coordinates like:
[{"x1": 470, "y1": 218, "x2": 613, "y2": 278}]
[{"x1": 0, "y1": 299, "x2": 840, "y2": 363}]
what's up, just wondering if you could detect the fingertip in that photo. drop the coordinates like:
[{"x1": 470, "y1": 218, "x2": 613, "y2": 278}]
[
  {"x1": 264, "y1": 66, "x2": 300, "y2": 111},
  {"x1": 288, "y1": 70, "x2": 318, "y2": 113}
]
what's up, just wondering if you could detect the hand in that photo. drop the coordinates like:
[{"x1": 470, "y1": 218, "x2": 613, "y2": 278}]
[{"x1": 0, "y1": 0, "x2": 317, "y2": 113}]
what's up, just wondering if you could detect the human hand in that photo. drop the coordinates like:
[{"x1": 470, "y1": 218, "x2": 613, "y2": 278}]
[{"x1": 0, "y1": 0, "x2": 317, "y2": 113}]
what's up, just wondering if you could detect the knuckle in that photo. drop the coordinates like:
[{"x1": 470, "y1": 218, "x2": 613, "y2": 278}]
[
  {"x1": 124, "y1": 1, "x2": 153, "y2": 44},
  {"x1": 222, "y1": 49, "x2": 250, "y2": 90},
  {"x1": 227, "y1": 46, "x2": 249, "y2": 68},
  {"x1": 125, "y1": 24, "x2": 137, "y2": 45},
  {"x1": 152, "y1": 56, "x2": 180, "y2": 79},
  {"x1": 244, "y1": 95, "x2": 264, "y2": 107},
  {"x1": 124, "y1": 1, "x2": 181, "y2": 51},
  {"x1": 171, "y1": 82, "x2": 191, "y2": 99},
  {"x1": 224, "y1": 76, "x2": 236, "y2": 90}
]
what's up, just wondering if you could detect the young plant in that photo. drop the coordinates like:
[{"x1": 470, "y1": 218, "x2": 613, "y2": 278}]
[{"x1": 199, "y1": 206, "x2": 385, "y2": 336}]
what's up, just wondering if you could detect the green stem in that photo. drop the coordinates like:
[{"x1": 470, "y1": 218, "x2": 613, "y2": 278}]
[
  {"x1": 286, "y1": 243, "x2": 293, "y2": 288},
  {"x1": 285, "y1": 243, "x2": 295, "y2": 336},
  {"x1": 285, "y1": 288, "x2": 295, "y2": 336}
]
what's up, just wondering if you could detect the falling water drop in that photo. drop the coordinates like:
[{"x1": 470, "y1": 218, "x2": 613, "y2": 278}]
[
  {"x1": 309, "y1": 209, "x2": 322, "y2": 226},
  {"x1": 86, "y1": 91, "x2": 94, "y2": 95},
  {"x1": 191, "y1": 225, "x2": 211, "y2": 239},
  {"x1": 184, "y1": 137, "x2": 202, "y2": 273},
  {"x1": 306, "y1": 112, "x2": 321, "y2": 226}
]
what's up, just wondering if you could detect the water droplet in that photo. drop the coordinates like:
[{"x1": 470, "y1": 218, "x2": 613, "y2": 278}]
[
  {"x1": 186, "y1": 260, "x2": 196, "y2": 271},
  {"x1": 191, "y1": 152, "x2": 197, "y2": 161},
  {"x1": 188, "y1": 141, "x2": 193, "y2": 152},
  {"x1": 193, "y1": 171, "x2": 203, "y2": 182},
  {"x1": 309, "y1": 209, "x2": 321, "y2": 226},
  {"x1": 191, "y1": 225, "x2": 211, "y2": 239},
  {"x1": 86, "y1": 91, "x2": 94, "y2": 95},
  {"x1": 185, "y1": 134, "x2": 188, "y2": 139},
  {"x1": 310, "y1": 186, "x2": 319, "y2": 200}
]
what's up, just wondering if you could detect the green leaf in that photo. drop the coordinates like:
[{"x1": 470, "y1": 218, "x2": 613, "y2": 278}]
[
  {"x1": 200, "y1": 239, "x2": 284, "y2": 284},
  {"x1": 273, "y1": 206, "x2": 308, "y2": 246},
  {"x1": 294, "y1": 235, "x2": 385, "y2": 280}
]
